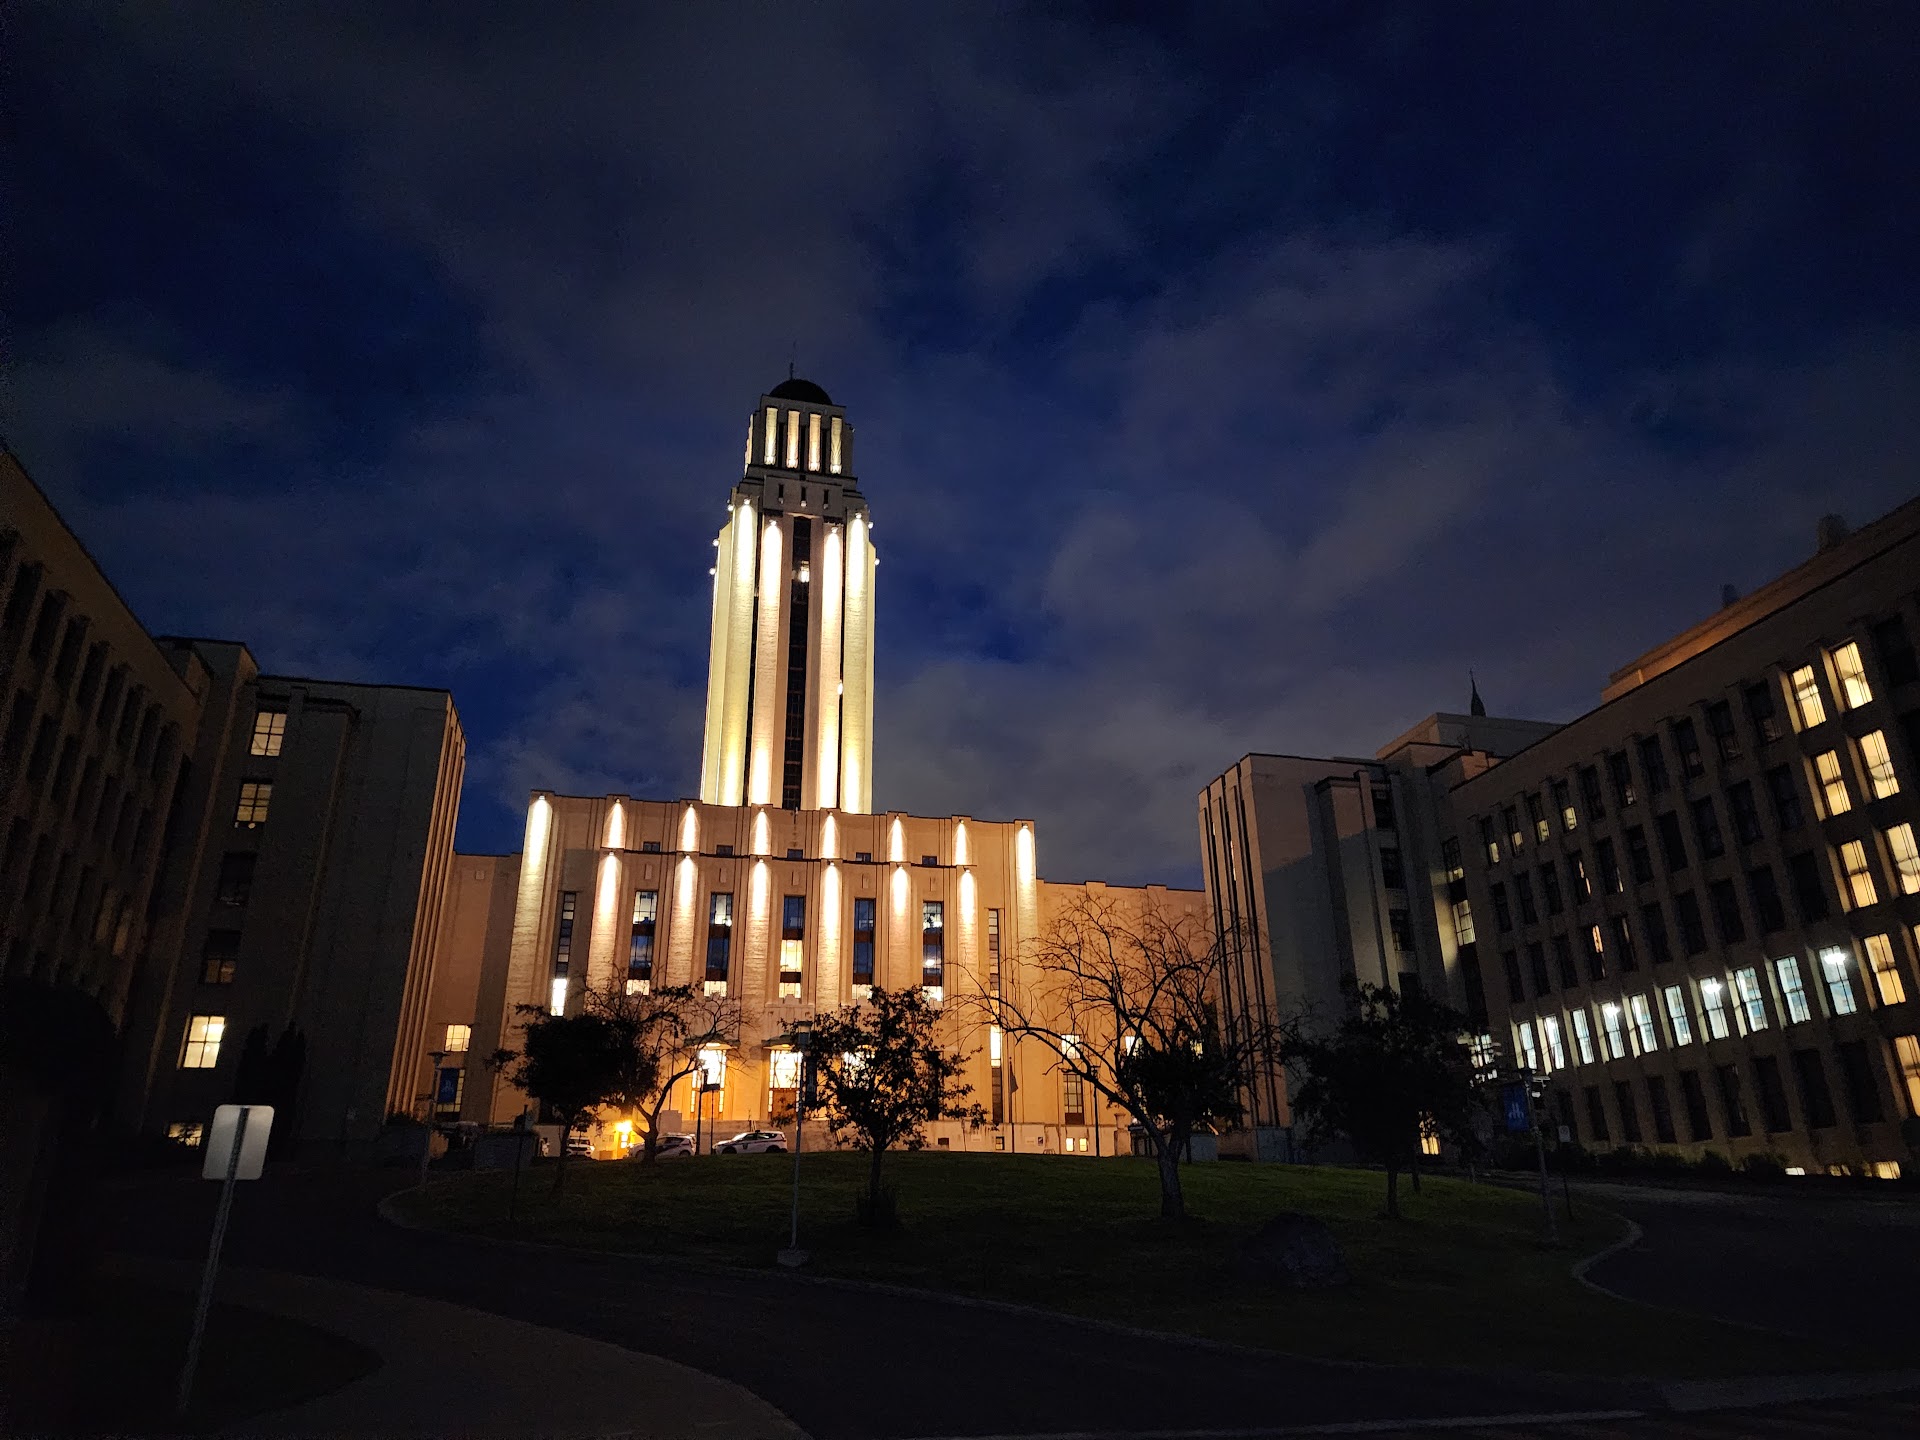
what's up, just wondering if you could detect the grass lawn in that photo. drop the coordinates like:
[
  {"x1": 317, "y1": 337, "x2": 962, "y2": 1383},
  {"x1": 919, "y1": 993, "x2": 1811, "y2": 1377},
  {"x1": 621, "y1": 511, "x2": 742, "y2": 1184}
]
[{"x1": 395, "y1": 1151, "x2": 1859, "y2": 1378}]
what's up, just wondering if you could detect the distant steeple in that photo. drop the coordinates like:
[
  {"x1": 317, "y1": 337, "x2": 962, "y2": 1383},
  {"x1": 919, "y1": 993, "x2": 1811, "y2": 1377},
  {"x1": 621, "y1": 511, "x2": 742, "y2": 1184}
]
[{"x1": 1469, "y1": 671, "x2": 1486, "y2": 717}]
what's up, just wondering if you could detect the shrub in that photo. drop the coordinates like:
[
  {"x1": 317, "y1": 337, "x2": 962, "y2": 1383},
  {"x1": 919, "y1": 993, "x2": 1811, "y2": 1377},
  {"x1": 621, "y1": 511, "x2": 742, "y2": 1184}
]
[
  {"x1": 1695, "y1": 1148, "x2": 1732, "y2": 1174},
  {"x1": 1740, "y1": 1152, "x2": 1788, "y2": 1181}
]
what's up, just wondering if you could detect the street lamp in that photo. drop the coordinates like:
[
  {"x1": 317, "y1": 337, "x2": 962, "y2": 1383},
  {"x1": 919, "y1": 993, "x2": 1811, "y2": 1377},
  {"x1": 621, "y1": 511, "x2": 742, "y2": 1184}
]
[
  {"x1": 418, "y1": 1049, "x2": 448, "y2": 1189},
  {"x1": 779, "y1": 1018, "x2": 813, "y2": 1267}
]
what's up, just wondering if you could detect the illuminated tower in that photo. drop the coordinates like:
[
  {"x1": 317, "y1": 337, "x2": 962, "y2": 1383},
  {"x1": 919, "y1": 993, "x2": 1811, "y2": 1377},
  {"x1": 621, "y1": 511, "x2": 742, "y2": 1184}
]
[{"x1": 699, "y1": 377, "x2": 875, "y2": 812}]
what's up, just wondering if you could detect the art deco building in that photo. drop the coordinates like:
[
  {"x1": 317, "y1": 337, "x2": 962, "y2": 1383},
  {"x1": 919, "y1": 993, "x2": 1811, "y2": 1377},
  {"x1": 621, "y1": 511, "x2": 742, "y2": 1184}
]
[
  {"x1": 447, "y1": 381, "x2": 1206, "y2": 1154},
  {"x1": 1451, "y1": 502, "x2": 1920, "y2": 1176}
]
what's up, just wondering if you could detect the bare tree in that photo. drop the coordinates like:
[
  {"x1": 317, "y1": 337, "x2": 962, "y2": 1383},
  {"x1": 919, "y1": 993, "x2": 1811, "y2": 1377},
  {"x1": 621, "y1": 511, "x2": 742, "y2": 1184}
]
[
  {"x1": 583, "y1": 984, "x2": 740, "y2": 1163},
  {"x1": 976, "y1": 891, "x2": 1277, "y2": 1220}
]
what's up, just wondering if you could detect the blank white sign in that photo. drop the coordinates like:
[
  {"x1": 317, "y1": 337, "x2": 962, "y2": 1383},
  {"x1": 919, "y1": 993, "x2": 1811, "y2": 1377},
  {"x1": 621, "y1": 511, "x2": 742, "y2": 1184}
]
[{"x1": 202, "y1": 1104, "x2": 275, "y2": 1180}]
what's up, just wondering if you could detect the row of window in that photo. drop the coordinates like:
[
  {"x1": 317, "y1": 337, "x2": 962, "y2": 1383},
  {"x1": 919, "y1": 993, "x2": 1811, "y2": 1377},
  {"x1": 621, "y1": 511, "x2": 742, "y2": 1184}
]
[{"x1": 756, "y1": 406, "x2": 847, "y2": 475}]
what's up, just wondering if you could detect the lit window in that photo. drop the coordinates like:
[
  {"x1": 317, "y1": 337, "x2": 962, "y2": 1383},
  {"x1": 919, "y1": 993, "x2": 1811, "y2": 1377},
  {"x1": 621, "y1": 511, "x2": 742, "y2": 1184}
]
[
  {"x1": 249, "y1": 708, "x2": 287, "y2": 757},
  {"x1": 1599, "y1": 1003, "x2": 1629, "y2": 1061},
  {"x1": 1887, "y1": 824, "x2": 1920, "y2": 895},
  {"x1": 1832, "y1": 642, "x2": 1873, "y2": 709},
  {"x1": 1733, "y1": 966, "x2": 1769, "y2": 1031},
  {"x1": 1866, "y1": 933, "x2": 1908, "y2": 1006},
  {"x1": 1451, "y1": 898, "x2": 1476, "y2": 946},
  {"x1": 1773, "y1": 956, "x2": 1811, "y2": 1024},
  {"x1": 1514, "y1": 1022, "x2": 1539, "y2": 1071},
  {"x1": 829, "y1": 415, "x2": 843, "y2": 474},
  {"x1": 1840, "y1": 840, "x2": 1879, "y2": 908},
  {"x1": 1818, "y1": 947, "x2": 1858, "y2": 1016},
  {"x1": 549, "y1": 977, "x2": 568, "y2": 1015},
  {"x1": 769, "y1": 1047, "x2": 802, "y2": 1091},
  {"x1": 445, "y1": 1023, "x2": 471, "y2": 1052},
  {"x1": 992, "y1": 1026, "x2": 1006, "y2": 1062},
  {"x1": 1699, "y1": 978, "x2": 1733, "y2": 1040},
  {"x1": 1627, "y1": 993, "x2": 1658, "y2": 1053},
  {"x1": 807, "y1": 412, "x2": 822, "y2": 472},
  {"x1": 1861, "y1": 731, "x2": 1900, "y2": 799},
  {"x1": 1814, "y1": 751, "x2": 1851, "y2": 816},
  {"x1": 1539, "y1": 1015, "x2": 1566, "y2": 1070},
  {"x1": 1789, "y1": 665, "x2": 1827, "y2": 729},
  {"x1": 1662, "y1": 985, "x2": 1693, "y2": 1045},
  {"x1": 1569, "y1": 1009, "x2": 1596, "y2": 1065},
  {"x1": 1894, "y1": 1035, "x2": 1920, "y2": 1116},
  {"x1": 180, "y1": 1014, "x2": 225, "y2": 1069},
  {"x1": 764, "y1": 406, "x2": 778, "y2": 465},
  {"x1": 785, "y1": 409, "x2": 801, "y2": 468},
  {"x1": 168, "y1": 1121, "x2": 205, "y2": 1147},
  {"x1": 922, "y1": 899, "x2": 945, "y2": 993},
  {"x1": 234, "y1": 780, "x2": 272, "y2": 827},
  {"x1": 697, "y1": 1046, "x2": 727, "y2": 1092}
]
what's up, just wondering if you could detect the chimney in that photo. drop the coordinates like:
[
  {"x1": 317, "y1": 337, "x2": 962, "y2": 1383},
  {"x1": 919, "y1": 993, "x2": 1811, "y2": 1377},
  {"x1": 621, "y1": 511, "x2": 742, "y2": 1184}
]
[
  {"x1": 1720, "y1": 583, "x2": 1740, "y2": 608},
  {"x1": 1817, "y1": 514, "x2": 1850, "y2": 553}
]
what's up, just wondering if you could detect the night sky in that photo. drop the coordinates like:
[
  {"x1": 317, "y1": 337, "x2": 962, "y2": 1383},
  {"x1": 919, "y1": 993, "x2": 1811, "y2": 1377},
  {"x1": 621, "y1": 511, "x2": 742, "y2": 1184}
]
[{"x1": 9, "y1": 5, "x2": 1920, "y2": 888}]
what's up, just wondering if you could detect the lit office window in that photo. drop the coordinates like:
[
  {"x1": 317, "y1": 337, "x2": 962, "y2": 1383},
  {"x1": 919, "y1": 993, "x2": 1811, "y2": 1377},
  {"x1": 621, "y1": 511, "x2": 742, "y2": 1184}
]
[
  {"x1": 1514, "y1": 1022, "x2": 1539, "y2": 1072},
  {"x1": 1866, "y1": 933, "x2": 1908, "y2": 1006},
  {"x1": 1699, "y1": 978, "x2": 1733, "y2": 1040},
  {"x1": 1789, "y1": 665, "x2": 1827, "y2": 729},
  {"x1": 1887, "y1": 824, "x2": 1920, "y2": 895},
  {"x1": 1733, "y1": 966, "x2": 1769, "y2": 1031},
  {"x1": 807, "y1": 412, "x2": 822, "y2": 472},
  {"x1": 234, "y1": 780, "x2": 272, "y2": 827},
  {"x1": 249, "y1": 708, "x2": 287, "y2": 757},
  {"x1": 1861, "y1": 731, "x2": 1900, "y2": 799},
  {"x1": 1772, "y1": 956, "x2": 1811, "y2": 1024},
  {"x1": 1569, "y1": 1008, "x2": 1596, "y2": 1065},
  {"x1": 1627, "y1": 993, "x2": 1658, "y2": 1053},
  {"x1": 445, "y1": 1023, "x2": 471, "y2": 1052},
  {"x1": 1814, "y1": 751, "x2": 1852, "y2": 816},
  {"x1": 1818, "y1": 947, "x2": 1858, "y2": 1016},
  {"x1": 1832, "y1": 641, "x2": 1873, "y2": 709},
  {"x1": 1894, "y1": 1035, "x2": 1920, "y2": 1117},
  {"x1": 780, "y1": 894, "x2": 805, "y2": 999},
  {"x1": 1451, "y1": 898, "x2": 1476, "y2": 946},
  {"x1": 1662, "y1": 985, "x2": 1693, "y2": 1045},
  {"x1": 1441, "y1": 837, "x2": 1464, "y2": 883},
  {"x1": 1539, "y1": 1015, "x2": 1566, "y2": 1070},
  {"x1": 697, "y1": 1046, "x2": 727, "y2": 1094},
  {"x1": 1479, "y1": 816, "x2": 1500, "y2": 865},
  {"x1": 1599, "y1": 1003, "x2": 1629, "y2": 1061},
  {"x1": 1526, "y1": 793, "x2": 1549, "y2": 842},
  {"x1": 180, "y1": 1014, "x2": 225, "y2": 1069},
  {"x1": 1840, "y1": 840, "x2": 1879, "y2": 908},
  {"x1": 1553, "y1": 778, "x2": 1577, "y2": 832}
]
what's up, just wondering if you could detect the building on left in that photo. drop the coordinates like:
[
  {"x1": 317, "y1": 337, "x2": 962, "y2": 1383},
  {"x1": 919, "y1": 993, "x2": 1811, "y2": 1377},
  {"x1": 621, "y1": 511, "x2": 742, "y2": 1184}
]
[{"x1": 1, "y1": 446, "x2": 465, "y2": 1311}]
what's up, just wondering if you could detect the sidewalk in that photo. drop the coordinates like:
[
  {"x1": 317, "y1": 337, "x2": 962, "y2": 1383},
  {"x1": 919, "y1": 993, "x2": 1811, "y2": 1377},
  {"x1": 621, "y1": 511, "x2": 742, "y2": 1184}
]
[{"x1": 109, "y1": 1253, "x2": 808, "y2": 1439}]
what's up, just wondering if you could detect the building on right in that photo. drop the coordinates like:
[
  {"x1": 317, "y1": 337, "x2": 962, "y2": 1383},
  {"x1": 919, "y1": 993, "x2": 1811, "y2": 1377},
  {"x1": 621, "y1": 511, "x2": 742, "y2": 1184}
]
[{"x1": 1453, "y1": 501, "x2": 1920, "y2": 1175}]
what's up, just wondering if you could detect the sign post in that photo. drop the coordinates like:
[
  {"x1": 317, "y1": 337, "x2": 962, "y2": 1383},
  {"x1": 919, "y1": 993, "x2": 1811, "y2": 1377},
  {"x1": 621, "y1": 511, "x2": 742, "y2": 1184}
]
[
  {"x1": 780, "y1": 1020, "x2": 813, "y2": 1267},
  {"x1": 177, "y1": 1104, "x2": 273, "y2": 1416}
]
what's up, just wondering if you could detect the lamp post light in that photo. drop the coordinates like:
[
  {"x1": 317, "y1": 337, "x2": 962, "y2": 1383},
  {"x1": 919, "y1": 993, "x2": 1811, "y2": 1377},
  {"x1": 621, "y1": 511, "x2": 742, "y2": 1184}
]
[
  {"x1": 779, "y1": 1019, "x2": 813, "y2": 1267},
  {"x1": 419, "y1": 1049, "x2": 449, "y2": 1189}
]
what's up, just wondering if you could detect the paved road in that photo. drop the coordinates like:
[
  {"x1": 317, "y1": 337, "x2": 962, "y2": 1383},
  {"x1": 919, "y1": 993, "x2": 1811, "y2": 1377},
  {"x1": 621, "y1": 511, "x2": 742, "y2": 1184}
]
[
  {"x1": 1573, "y1": 1180, "x2": 1920, "y2": 1354},
  {"x1": 103, "y1": 1167, "x2": 1640, "y2": 1438}
]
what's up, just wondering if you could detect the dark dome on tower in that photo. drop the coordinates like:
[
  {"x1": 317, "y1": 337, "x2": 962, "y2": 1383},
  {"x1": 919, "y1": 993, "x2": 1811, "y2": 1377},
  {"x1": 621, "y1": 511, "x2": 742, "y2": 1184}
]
[{"x1": 769, "y1": 376, "x2": 833, "y2": 405}]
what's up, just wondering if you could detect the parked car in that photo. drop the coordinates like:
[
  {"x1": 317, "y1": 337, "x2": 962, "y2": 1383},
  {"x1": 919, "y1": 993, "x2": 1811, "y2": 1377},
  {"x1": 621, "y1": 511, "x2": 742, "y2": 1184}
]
[
  {"x1": 565, "y1": 1132, "x2": 595, "y2": 1158},
  {"x1": 715, "y1": 1129, "x2": 787, "y2": 1155},
  {"x1": 633, "y1": 1133, "x2": 694, "y2": 1160}
]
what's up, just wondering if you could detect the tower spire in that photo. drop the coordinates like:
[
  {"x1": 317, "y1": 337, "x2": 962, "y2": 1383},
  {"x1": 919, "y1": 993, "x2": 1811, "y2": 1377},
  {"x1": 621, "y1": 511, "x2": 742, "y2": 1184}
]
[{"x1": 1469, "y1": 670, "x2": 1486, "y2": 717}]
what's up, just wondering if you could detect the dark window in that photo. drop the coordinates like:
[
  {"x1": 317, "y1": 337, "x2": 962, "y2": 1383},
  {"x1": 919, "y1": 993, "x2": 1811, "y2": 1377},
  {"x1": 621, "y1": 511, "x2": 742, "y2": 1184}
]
[
  {"x1": 200, "y1": 930, "x2": 239, "y2": 986},
  {"x1": 1611, "y1": 914, "x2": 1638, "y2": 972},
  {"x1": 1747, "y1": 866, "x2": 1786, "y2": 933},
  {"x1": 1551, "y1": 934, "x2": 1578, "y2": 988},
  {"x1": 1552, "y1": 778, "x2": 1576, "y2": 831},
  {"x1": 715, "y1": 843, "x2": 734, "y2": 857},
  {"x1": 1640, "y1": 902, "x2": 1672, "y2": 964},
  {"x1": 1597, "y1": 838, "x2": 1623, "y2": 894},
  {"x1": 1790, "y1": 1050, "x2": 1836, "y2": 1129},
  {"x1": 1765, "y1": 765, "x2": 1804, "y2": 831},
  {"x1": 1691, "y1": 797, "x2": 1725, "y2": 859},
  {"x1": 1835, "y1": 1040, "x2": 1885, "y2": 1123},
  {"x1": 1479, "y1": 815, "x2": 1501, "y2": 864},
  {"x1": 1646, "y1": 1075, "x2": 1677, "y2": 1144},
  {"x1": 1673, "y1": 718, "x2": 1705, "y2": 779},
  {"x1": 854, "y1": 851, "x2": 872, "y2": 863},
  {"x1": 1514, "y1": 872, "x2": 1537, "y2": 924},
  {"x1": 1707, "y1": 878, "x2": 1746, "y2": 944},
  {"x1": 1582, "y1": 924, "x2": 1607, "y2": 981},
  {"x1": 641, "y1": 840, "x2": 660, "y2": 853},
  {"x1": 1502, "y1": 806, "x2": 1523, "y2": 855},
  {"x1": 1745, "y1": 682, "x2": 1784, "y2": 744},
  {"x1": 1491, "y1": 883, "x2": 1513, "y2": 933},
  {"x1": 553, "y1": 891, "x2": 577, "y2": 981},
  {"x1": 1379, "y1": 847, "x2": 1405, "y2": 889},
  {"x1": 1525, "y1": 793, "x2": 1548, "y2": 842},
  {"x1": 922, "y1": 900, "x2": 945, "y2": 988},
  {"x1": 920, "y1": 854, "x2": 938, "y2": 867},
  {"x1": 1872, "y1": 616, "x2": 1920, "y2": 687},
  {"x1": 787, "y1": 847, "x2": 805, "y2": 860},
  {"x1": 629, "y1": 890, "x2": 658, "y2": 984},
  {"x1": 1584, "y1": 1086, "x2": 1611, "y2": 1143},
  {"x1": 1613, "y1": 1080, "x2": 1643, "y2": 1143},
  {"x1": 1372, "y1": 786, "x2": 1397, "y2": 830},
  {"x1": 1705, "y1": 701, "x2": 1741, "y2": 762},
  {"x1": 1626, "y1": 826, "x2": 1654, "y2": 884},
  {"x1": 1540, "y1": 863, "x2": 1564, "y2": 915},
  {"x1": 852, "y1": 897, "x2": 877, "y2": 984},
  {"x1": 1388, "y1": 906, "x2": 1412, "y2": 953},
  {"x1": 780, "y1": 893, "x2": 805, "y2": 990},
  {"x1": 1727, "y1": 781, "x2": 1762, "y2": 845},
  {"x1": 781, "y1": 517, "x2": 814, "y2": 809},
  {"x1": 1442, "y1": 836, "x2": 1463, "y2": 881},
  {"x1": 1527, "y1": 941, "x2": 1551, "y2": 994},
  {"x1": 1637, "y1": 735, "x2": 1671, "y2": 794},
  {"x1": 705, "y1": 892, "x2": 734, "y2": 982},
  {"x1": 1501, "y1": 949, "x2": 1525, "y2": 1003},
  {"x1": 1752, "y1": 1056, "x2": 1792, "y2": 1133},
  {"x1": 1787, "y1": 851, "x2": 1831, "y2": 922},
  {"x1": 1579, "y1": 766, "x2": 1606, "y2": 820},
  {"x1": 1716, "y1": 1064, "x2": 1752, "y2": 1137},
  {"x1": 1606, "y1": 751, "x2": 1636, "y2": 808},
  {"x1": 215, "y1": 853, "x2": 256, "y2": 908},
  {"x1": 1655, "y1": 812, "x2": 1688, "y2": 873},
  {"x1": 1678, "y1": 1069, "x2": 1713, "y2": 1141},
  {"x1": 1567, "y1": 851, "x2": 1592, "y2": 901},
  {"x1": 1674, "y1": 891, "x2": 1707, "y2": 954}
]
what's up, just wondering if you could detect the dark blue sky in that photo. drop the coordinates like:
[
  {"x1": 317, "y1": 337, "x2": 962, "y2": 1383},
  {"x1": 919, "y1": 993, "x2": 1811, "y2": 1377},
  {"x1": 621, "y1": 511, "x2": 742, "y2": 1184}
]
[{"x1": 10, "y1": 4, "x2": 1920, "y2": 886}]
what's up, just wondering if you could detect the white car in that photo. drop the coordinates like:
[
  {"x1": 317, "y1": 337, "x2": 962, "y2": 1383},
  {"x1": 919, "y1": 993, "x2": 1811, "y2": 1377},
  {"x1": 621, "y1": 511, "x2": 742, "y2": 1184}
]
[
  {"x1": 715, "y1": 1129, "x2": 787, "y2": 1155},
  {"x1": 635, "y1": 1133, "x2": 694, "y2": 1160}
]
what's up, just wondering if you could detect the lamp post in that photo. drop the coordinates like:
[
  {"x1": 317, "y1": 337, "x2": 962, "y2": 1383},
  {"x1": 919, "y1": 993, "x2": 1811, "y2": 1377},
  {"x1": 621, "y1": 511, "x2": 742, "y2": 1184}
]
[
  {"x1": 779, "y1": 1019, "x2": 812, "y2": 1267},
  {"x1": 419, "y1": 1049, "x2": 448, "y2": 1189}
]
